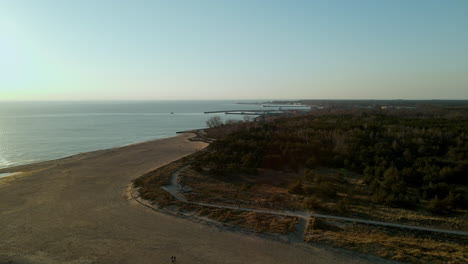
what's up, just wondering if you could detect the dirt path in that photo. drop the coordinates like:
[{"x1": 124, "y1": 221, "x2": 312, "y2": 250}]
[
  {"x1": 165, "y1": 166, "x2": 468, "y2": 237},
  {"x1": 0, "y1": 134, "x2": 386, "y2": 264}
]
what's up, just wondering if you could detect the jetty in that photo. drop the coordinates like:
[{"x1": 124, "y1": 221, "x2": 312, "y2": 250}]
[
  {"x1": 204, "y1": 110, "x2": 280, "y2": 115},
  {"x1": 204, "y1": 104, "x2": 311, "y2": 116}
]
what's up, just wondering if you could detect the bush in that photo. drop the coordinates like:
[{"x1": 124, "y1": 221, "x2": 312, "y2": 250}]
[
  {"x1": 304, "y1": 196, "x2": 322, "y2": 210},
  {"x1": 427, "y1": 196, "x2": 451, "y2": 214},
  {"x1": 306, "y1": 156, "x2": 318, "y2": 168},
  {"x1": 288, "y1": 181, "x2": 304, "y2": 195},
  {"x1": 270, "y1": 193, "x2": 283, "y2": 203},
  {"x1": 192, "y1": 162, "x2": 203, "y2": 172},
  {"x1": 316, "y1": 182, "x2": 336, "y2": 198},
  {"x1": 362, "y1": 166, "x2": 374, "y2": 184},
  {"x1": 336, "y1": 198, "x2": 350, "y2": 213},
  {"x1": 133, "y1": 177, "x2": 145, "y2": 188},
  {"x1": 206, "y1": 116, "x2": 223, "y2": 128},
  {"x1": 304, "y1": 169, "x2": 315, "y2": 182},
  {"x1": 304, "y1": 186, "x2": 314, "y2": 196}
]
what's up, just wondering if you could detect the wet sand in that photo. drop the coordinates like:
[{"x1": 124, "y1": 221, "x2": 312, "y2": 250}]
[{"x1": 0, "y1": 134, "x2": 385, "y2": 264}]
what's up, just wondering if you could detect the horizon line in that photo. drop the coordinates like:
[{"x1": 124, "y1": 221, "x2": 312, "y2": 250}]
[{"x1": 1, "y1": 99, "x2": 468, "y2": 102}]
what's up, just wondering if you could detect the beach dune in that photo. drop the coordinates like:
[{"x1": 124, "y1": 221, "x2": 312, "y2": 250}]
[{"x1": 0, "y1": 134, "x2": 379, "y2": 264}]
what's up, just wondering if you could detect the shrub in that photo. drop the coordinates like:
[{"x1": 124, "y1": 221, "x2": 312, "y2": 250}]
[
  {"x1": 316, "y1": 182, "x2": 336, "y2": 198},
  {"x1": 304, "y1": 186, "x2": 314, "y2": 196},
  {"x1": 336, "y1": 198, "x2": 350, "y2": 213},
  {"x1": 304, "y1": 169, "x2": 315, "y2": 182},
  {"x1": 133, "y1": 177, "x2": 145, "y2": 188},
  {"x1": 427, "y1": 196, "x2": 451, "y2": 214},
  {"x1": 206, "y1": 116, "x2": 223, "y2": 128},
  {"x1": 288, "y1": 181, "x2": 304, "y2": 195},
  {"x1": 270, "y1": 193, "x2": 283, "y2": 203},
  {"x1": 304, "y1": 196, "x2": 322, "y2": 210},
  {"x1": 191, "y1": 162, "x2": 203, "y2": 172},
  {"x1": 306, "y1": 156, "x2": 318, "y2": 168}
]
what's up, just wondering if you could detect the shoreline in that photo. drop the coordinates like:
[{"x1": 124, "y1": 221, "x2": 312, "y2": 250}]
[
  {"x1": 0, "y1": 170, "x2": 22, "y2": 177},
  {"x1": 0, "y1": 133, "x2": 195, "y2": 174}
]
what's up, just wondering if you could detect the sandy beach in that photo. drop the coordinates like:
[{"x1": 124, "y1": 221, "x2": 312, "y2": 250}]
[{"x1": 0, "y1": 134, "x2": 385, "y2": 264}]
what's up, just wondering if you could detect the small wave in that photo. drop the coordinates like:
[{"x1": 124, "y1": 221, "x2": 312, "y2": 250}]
[
  {"x1": 0, "y1": 155, "x2": 11, "y2": 166},
  {"x1": 0, "y1": 172, "x2": 16, "y2": 178},
  {"x1": 0, "y1": 158, "x2": 41, "y2": 169}
]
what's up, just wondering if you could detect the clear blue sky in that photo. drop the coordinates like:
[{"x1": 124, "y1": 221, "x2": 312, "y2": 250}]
[{"x1": 1, "y1": 0, "x2": 467, "y2": 100}]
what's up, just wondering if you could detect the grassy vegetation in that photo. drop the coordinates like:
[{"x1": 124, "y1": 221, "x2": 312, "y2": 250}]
[
  {"x1": 181, "y1": 166, "x2": 305, "y2": 210},
  {"x1": 180, "y1": 166, "x2": 467, "y2": 230},
  {"x1": 180, "y1": 204, "x2": 298, "y2": 234},
  {"x1": 305, "y1": 217, "x2": 468, "y2": 264}
]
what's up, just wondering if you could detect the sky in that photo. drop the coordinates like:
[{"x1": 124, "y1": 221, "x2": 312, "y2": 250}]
[{"x1": 0, "y1": 0, "x2": 467, "y2": 100}]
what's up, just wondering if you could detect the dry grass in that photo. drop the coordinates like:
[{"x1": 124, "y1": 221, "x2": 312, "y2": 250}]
[
  {"x1": 133, "y1": 155, "x2": 299, "y2": 235},
  {"x1": 305, "y1": 217, "x2": 468, "y2": 264},
  {"x1": 182, "y1": 167, "x2": 305, "y2": 211},
  {"x1": 195, "y1": 206, "x2": 299, "y2": 234},
  {"x1": 350, "y1": 206, "x2": 467, "y2": 231},
  {"x1": 181, "y1": 166, "x2": 467, "y2": 232},
  {"x1": 133, "y1": 155, "x2": 194, "y2": 207}
]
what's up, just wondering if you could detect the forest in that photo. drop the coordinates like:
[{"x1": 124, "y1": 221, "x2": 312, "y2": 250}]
[{"x1": 197, "y1": 108, "x2": 468, "y2": 213}]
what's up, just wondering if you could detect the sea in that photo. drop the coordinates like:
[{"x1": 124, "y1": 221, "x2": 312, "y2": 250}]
[{"x1": 0, "y1": 100, "x2": 264, "y2": 169}]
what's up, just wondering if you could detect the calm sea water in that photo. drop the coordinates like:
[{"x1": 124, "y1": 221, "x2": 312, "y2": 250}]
[{"x1": 0, "y1": 101, "x2": 263, "y2": 169}]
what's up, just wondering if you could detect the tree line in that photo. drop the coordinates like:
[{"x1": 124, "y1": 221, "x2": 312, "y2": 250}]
[{"x1": 197, "y1": 108, "x2": 468, "y2": 213}]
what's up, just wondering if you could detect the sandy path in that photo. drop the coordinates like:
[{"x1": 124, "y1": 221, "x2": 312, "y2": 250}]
[{"x1": 0, "y1": 134, "x2": 386, "y2": 264}]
